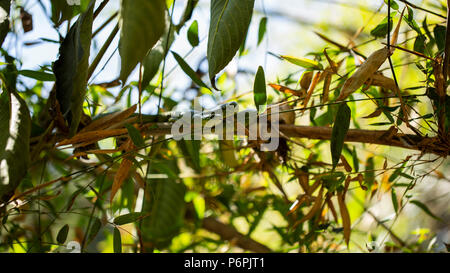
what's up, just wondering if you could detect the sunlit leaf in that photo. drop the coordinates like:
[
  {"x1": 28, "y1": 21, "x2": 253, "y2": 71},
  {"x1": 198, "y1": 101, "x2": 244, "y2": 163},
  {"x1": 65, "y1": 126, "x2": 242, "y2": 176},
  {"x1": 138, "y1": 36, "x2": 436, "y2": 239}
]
[
  {"x1": 187, "y1": 20, "x2": 199, "y2": 47},
  {"x1": 0, "y1": 91, "x2": 31, "y2": 203},
  {"x1": 280, "y1": 55, "x2": 322, "y2": 70}
]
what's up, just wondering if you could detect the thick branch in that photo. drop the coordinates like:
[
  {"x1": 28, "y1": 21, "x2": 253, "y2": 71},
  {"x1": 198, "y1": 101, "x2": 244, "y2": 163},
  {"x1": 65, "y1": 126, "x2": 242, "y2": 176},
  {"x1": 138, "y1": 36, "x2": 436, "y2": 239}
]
[
  {"x1": 144, "y1": 124, "x2": 448, "y2": 156},
  {"x1": 202, "y1": 217, "x2": 272, "y2": 253}
]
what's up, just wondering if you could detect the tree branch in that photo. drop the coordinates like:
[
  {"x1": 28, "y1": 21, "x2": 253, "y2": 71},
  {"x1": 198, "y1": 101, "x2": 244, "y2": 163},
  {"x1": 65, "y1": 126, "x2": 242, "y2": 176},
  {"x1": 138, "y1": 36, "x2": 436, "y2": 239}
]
[
  {"x1": 202, "y1": 217, "x2": 272, "y2": 253},
  {"x1": 143, "y1": 123, "x2": 449, "y2": 156}
]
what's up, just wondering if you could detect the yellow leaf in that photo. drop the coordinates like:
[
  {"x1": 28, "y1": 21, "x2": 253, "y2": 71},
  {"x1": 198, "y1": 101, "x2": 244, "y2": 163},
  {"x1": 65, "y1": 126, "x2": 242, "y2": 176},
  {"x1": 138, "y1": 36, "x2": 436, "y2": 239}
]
[{"x1": 281, "y1": 55, "x2": 322, "y2": 70}]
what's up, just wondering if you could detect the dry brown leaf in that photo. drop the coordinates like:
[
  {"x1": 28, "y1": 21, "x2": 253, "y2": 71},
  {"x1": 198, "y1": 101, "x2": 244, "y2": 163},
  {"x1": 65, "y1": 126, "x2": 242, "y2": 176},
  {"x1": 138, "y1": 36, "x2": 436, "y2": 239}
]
[
  {"x1": 337, "y1": 47, "x2": 390, "y2": 101},
  {"x1": 322, "y1": 72, "x2": 332, "y2": 104},
  {"x1": 297, "y1": 171, "x2": 310, "y2": 193},
  {"x1": 337, "y1": 191, "x2": 351, "y2": 246},
  {"x1": 363, "y1": 109, "x2": 383, "y2": 119},
  {"x1": 390, "y1": 7, "x2": 406, "y2": 51},
  {"x1": 110, "y1": 140, "x2": 135, "y2": 203},
  {"x1": 357, "y1": 173, "x2": 367, "y2": 190},
  {"x1": 326, "y1": 196, "x2": 339, "y2": 223},
  {"x1": 57, "y1": 129, "x2": 128, "y2": 147},
  {"x1": 323, "y1": 49, "x2": 339, "y2": 74},
  {"x1": 80, "y1": 104, "x2": 137, "y2": 133},
  {"x1": 302, "y1": 72, "x2": 322, "y2": 110},
  {"x1": 367, "y1": 73, "x2": 398, "y2": 93},
  {"x1": 300, "y1": 71, "x2": 314, "y2": 91},
  {"x1": 292, "y1": 186, "x2": 324, "y2": 229},
  {"x1": 269, "y1": 84, "x2": 305, "y2": 97},
  {"x1": 110, "y1": 158, "x2": 133, "y2": 203},
  {"x1": 288, "y1": 194, "x2": 308, "y2": 215}
]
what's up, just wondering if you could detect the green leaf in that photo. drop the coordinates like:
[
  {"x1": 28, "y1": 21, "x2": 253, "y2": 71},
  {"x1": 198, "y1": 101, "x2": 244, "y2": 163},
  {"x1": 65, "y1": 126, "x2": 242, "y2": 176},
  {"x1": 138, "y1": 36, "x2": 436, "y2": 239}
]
[
  {"x1": 384, "y1": 0, "x2": 399, "y2": 10},
  {"x1": 330, "y1": 103, "x2": 351, "y2": 170},
  {"x1": 0, "y1": 91, "x2": 31, "y2": 203},
  {"x1": 172, "y1": 51, "x2": 210, "y2": 89},
  {"x1": 352, "y1": 146, "x2": 359, "y2": 172},
  {"x1": 391, "y1": 188, "x2": 398, "y2": 213},
  {"x1": 125, "y1": 123, "x2": 145, "y2": 147},
  {"x1": 207, "y1": 0, "x2": 255, "y2": 89},
  {"x1": 141, "y1": 13, "x2": 175, "y2": 89},
  {"x1": 17, "y1": 70, "x2": 55, "y2": 82},
  {"x1": 119, "y1": 0, "x2": 166, "y2": 83},
  {"x1": 253, "y1": 66, "x2": 267, "y2": 112},
  {"x1": 114, "y1": 212, "x2": 145, "y2": 225},
  {"x1": 257, "y1": 17, "x2": 267, "y2": 45},
  {"x1": 142, "y1": 178, "x2": 186, "y2": 249},
  {"x1": 370, "y1": 15, "x2": 393, "y2": 38},
  {"x1": 177, "y1": 140, "x2": 201, "y2": 172},
  {"x1": 413, "y1": 35, "x2": 426, "y2": 54},
  {"x1": 410, "y1": 200, "x2": 442, "y2": 221},
  {"x1": 56, "y1": 224, "x2": 69, "y2": 245},
  {"x1": 53, "y1": 1, "x2": 94, "y2": 136},
  {"x1": 280, "y1": 55, "x2": 322, "y2": 70},
  {"x1": 113, "y1": 227, "x2": 122, "y2": 253},
  {"x1": 193, "y1": 194, "x2": 205, "y2": 220},
  {"x1": 403, "y1": 7, "x2": 422, "y2": 35},
  {"x1": 86, "y1": 217, "x2": 102, "y2": 244},
  {"x1": 187, "y1": 20, "x2": 199, "y2": 47},
  {"x1": 433, "y1": 25, "x2": 446, "y2": 52},
  {"x1": 365, "y1": 157, "x2": 375, "y2": 189}
]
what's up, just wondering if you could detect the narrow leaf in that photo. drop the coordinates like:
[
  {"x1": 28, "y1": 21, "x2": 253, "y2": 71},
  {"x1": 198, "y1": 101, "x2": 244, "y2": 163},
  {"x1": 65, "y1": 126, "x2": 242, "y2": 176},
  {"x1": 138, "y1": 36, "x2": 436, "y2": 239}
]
[
  {"x1": 172, "y1": 51, "x2": 209, "y2": 89},
  {"x1": 125, "y1": 124, "x2": 145, "y2": 147},
  {"x1": 114, "y1": 212, "x2": 146, "y2": 225},
  {"x1": 17, "y1": 70, "x2": 55, "y2": 81},
  {"x1": 410, "y1": 200, "x2": 442, "y2": 221},
  {"x1": 111, "y1": 157, "x2": 133, "y2": 203},
  {"x1": 113, "y1": 227, "x2": 122, "y2": 253},
  {"x1": 257, "y1": 17, "x2": 267, "y2": 45},
  {"x1": 280, "y1": 55, "x2": 322, "y2": 70},
  {"x1": 330, "y1": 103, "x2": 351, "y2": 170},
  {"x1": 337, "y1": 191, "x2": 351, "y2": 246},
  {"x1": 253, "y1": 66, "x2": 266, "y2": 112},
  {"x1": 86, "y1": 217, "x2": 102, "y2": 245}
]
